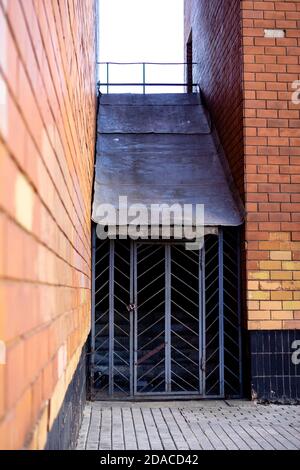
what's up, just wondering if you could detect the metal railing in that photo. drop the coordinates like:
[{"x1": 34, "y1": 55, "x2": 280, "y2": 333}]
[{"x1": 97, "y1": 62, "x2": 198, "y2": 94}]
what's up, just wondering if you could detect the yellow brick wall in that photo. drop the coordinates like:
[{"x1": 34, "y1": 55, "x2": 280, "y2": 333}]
[{"x1": 0, "y1": 0, "x2": 96, "y2": 449}]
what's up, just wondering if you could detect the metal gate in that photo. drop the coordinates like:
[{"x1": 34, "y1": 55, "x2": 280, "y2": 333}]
[{"x1": 91, "y1": 228, "x2": 242, "y2": 399}]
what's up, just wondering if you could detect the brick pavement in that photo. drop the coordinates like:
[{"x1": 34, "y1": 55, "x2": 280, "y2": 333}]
[{"x1": 77, "y1": 400, "x2": 300, "y2": 450}]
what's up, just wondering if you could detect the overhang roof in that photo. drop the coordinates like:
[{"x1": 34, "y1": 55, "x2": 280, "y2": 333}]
[{"x1": 92, "y1": 93, "x2": 244, "y2": 227}]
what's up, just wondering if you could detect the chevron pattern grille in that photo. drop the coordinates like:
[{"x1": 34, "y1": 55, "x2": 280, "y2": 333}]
[
  {"x1": 204, "y1": 235, "x2": 221, "y2": 396},
  {"x1": 170, "y1": 245, "x2": 200, "y2": 393},
  {"x1": 91, "y1": 231, "x2": 242, "y2": 399},
  {"x1": 135, "y1": 243, "x2": 166, "y2": 393},
  {"x1": 113, "y1": 240, "x2": 131, "y2": 395},
  {"x1": 93, "y1": 238, "x2": 110, "y2": 394}
]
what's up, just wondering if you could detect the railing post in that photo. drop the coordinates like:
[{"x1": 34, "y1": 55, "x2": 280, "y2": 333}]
[{"x1": 142, "y1": 63, "x2": 146, "y2": 94}]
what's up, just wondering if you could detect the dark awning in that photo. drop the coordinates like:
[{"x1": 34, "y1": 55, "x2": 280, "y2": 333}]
[{"x1": 92, "y1": 93, "x2": 244, "y2": 227}]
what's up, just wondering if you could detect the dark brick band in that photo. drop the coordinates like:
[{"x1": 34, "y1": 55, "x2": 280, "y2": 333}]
[{"x1": 250, "y1": 330, "x2": 300, "y2": 403}]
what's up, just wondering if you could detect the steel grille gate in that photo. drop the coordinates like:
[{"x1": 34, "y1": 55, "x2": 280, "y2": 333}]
[
  {"x1": 170, "y1": 245, "x2": 201, "y2": 394},
  {"x1": 91, "y1": 229, "x2": 242, "y2": 399}
]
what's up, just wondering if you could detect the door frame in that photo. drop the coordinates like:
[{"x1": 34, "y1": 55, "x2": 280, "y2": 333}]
[{"x1": 90, "y1": 226, "x2": 243, "y2": 400}]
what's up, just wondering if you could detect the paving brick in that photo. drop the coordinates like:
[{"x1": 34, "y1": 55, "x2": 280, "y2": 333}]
[{"x1": 78, "y1": 402, "x2": 300, "y2": 451}]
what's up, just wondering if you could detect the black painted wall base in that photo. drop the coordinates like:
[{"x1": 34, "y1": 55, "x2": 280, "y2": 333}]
[
  {"x1": 45, "y1": 345, "x2": 87, "y2": 450},
  {"x1": 250, "y1": 330, "x2": 300, "y2": 403}
]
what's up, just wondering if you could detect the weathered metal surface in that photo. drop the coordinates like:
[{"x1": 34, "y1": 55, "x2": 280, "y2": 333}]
[
  {"x1": 93, "y1": 180, "x2": 241, "y2": 226},
  {"x1": 96, "y1": 135, "x2": 225, "y2": 184},
  {"x1": 100, "y1": 93, "x2": 201, "y2": 106},
  {"x1": 92, "y1": 93, "x2": 243, "y2": 226},
  {"x1": 98, "y1": 104, "x2": 211, "y2": 134}
]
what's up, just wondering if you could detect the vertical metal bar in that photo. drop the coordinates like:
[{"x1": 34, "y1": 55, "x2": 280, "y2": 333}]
[
  {"x1": 199, "y1": 245, "x2": 206, "y2": 396},
  {"x1": 108, "y1": 239, "x2": 115, "y2": 396},
  {"x1": 106, "y1": 62, "x2": 109, "y2": 94},
  {"x1": 165, "y1": 244, "x2": 171, "y2": 393},
  {"x1": 142, "y1": 63, "x2": 146, "y2": 94},
  {"x1": 129, "y1": 240, "x2": 134, "y2": 397},
  {"x1": 218, "y1": 229, "x2": 225, "y2": 397},
  {"x1": 133, "y1": 242, "x2": 138, "y2": 395},
  {"x1": 237, "y1": 229, "x2": 243, "y2": 397},
  {"x1": 90, "y1": 224, "x2": 96, "y2": 399}
]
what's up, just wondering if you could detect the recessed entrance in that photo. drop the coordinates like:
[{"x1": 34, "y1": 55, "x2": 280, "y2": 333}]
[{"x1": 90, "y1": 228, "x2": 242, "y2": 400}]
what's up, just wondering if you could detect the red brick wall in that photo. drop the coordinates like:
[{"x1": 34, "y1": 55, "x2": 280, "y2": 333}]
[
  {"x1": 0, "y1": 0, "x2": 96, "y2": 449},
  {"x1": 184, "y1": 0, "x2": 244, "y2": 198},
  {"x1": 242, "y1": 0, "x2": 300, "y2": 330},
  {"x1": 185, "y1": 0, "x2": 300, "y2": 331}
]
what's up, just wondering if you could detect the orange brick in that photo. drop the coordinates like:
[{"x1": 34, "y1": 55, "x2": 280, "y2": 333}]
[
  {"x1": 0, "y1": 148, "x2": 18, "y2": 217},
  {"x1": 259, "y1": 241, "x2": 281, "y2": 250},
  {"x1": 282, "y1": 281, "x2": 300, "y2": 290},
  {"x1": 248, "y1": 321, "x2": 264, "y2": 330},
  {"x1": 248, "y1": 311, "x2": 271, "y2": 320},
  {"x1": 270, "y1": 271, "x2": 293, "y2": 280},
  {"x1": 5, "y1": 340, "x2": 26, "y2": 409},
  {"x1": 259, "y1": 281, "x2": 282, "y2": 290},
  {"x1": 0, "y1": 213, "x2": 4, "y2": 278},
  {"x1": 0, "y1": 364, "x2": 4, "y2": 420},
  {"x1": 248, "y1": 291, "x2": 270, "y2": 300},
  {"x1": 248, "y1": 271, "x2": 270, "y2": 280},
  {"x1": 247, "y1": 281, "x2": 259, "y2": 290},
  {"x1": 270, "y1": 251, "x2": 292, "y2": 261},
  {"x1": 247, "y1": 300, "x2": 260, "y2": 310},
  {"x1": 259, "y1": 320, "x2": 283, "y2": 330},
  {"x1": 24, "y1": 329, "x2": 49, "y2": 385},
  {"x1": 282, "y1": 261, "x2": 300, "y2": 271},
  {"x1": 260, "y1": 301, "x2": 282, "y2": 310},
  {"x1": 14, "y1": 388, "x2": 32, "y2": 449},
  {"x1": 269, "y1": 232, "x2": 291, "y2": 241},
  {"x1": 271, "y1": 311, "x2": 294, "y2": 320},
  {"x1": 282, "y1": 321, "x2": 300, "y2": 329},
  {"x1": 259, "y1": 261, "x2": 282, "y2": 270},
  {"x1": 42, "y1": 359, "x2": 57, "y2": 402},
  {"x1": 31, "y1": 374, "x2": 43, "y2": 426},
  {"x1": 271, "y1": 291, "x2": 293, "y2": 301},
  {"x1": 283, "y1": 301, "x2": 300, "y2": 310}
]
